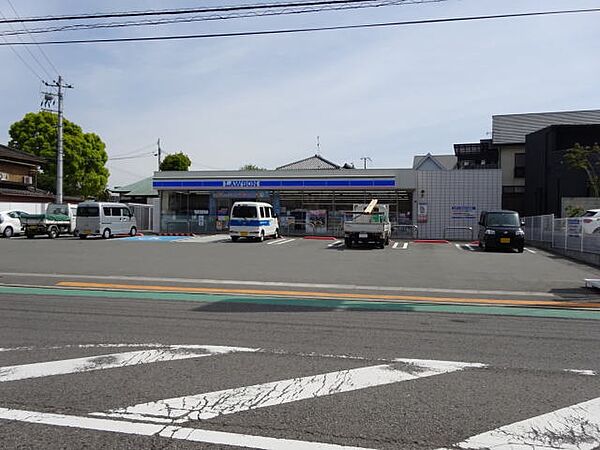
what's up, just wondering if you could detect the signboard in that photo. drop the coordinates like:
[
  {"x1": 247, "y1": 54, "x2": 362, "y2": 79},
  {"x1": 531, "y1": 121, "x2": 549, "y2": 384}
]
[
  {"x1": 197, "y1": 215, "x2": 205, "y2": 227},
  {"x1": 306, "y1": 210, "x2": 327, "y2": 234},
  {"x1": 417, "y1": 203, "x2": 428, "y2": 223},
  {"x1": 224, "y1": 180, "x2": 259, "y2": 188},
  {"x1": 154, "y1": 178, "x2": 396, "y2": 190},
  {"x1": 451, "y1": 205, "x2": 477, "y2": 219},
  {"x1": 567, "y1": 218, "x2": 582, "y2": 237}
]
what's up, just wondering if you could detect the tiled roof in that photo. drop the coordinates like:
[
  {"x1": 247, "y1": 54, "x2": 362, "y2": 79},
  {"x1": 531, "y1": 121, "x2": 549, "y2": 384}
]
[
  {"x1": 492, "y1": 109, "x2": 600, "y2": 145},
  {"x1": 112, "y1": 177, "x2": 157, "y2": 197},
  {"x1": 413, "y1": 154, "x2": 457, "y2": 170},
  {"x1": 276, "y1": 154, "x2": 340, "y2": 170},
  {"x1": 0, "y1": 186, "x2": 54, "y2": 199},
  {"x1": 0, "y1": 144, "x2": 44, "y2": 165}
]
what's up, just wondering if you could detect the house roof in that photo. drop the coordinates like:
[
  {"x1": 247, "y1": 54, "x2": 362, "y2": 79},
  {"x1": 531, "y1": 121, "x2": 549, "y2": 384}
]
[
  {"x1": 0, "y1": 186, "x2": 54, "y2": 200},
  {"x1": 276, "y1": 154, "x2": 341, "y2": 170},
  {"x1": 413, "y1": 154, "x2": 457, "y2": 170},
  {"x1": 112, "y1": 177, "x2": 157, "y2": 197},
  {"x1": 0, "y1": 144, "x2": 44, "y2": 165},
  {"x1": 492, "y1": 109, "x2": 600, "y2": 145}
]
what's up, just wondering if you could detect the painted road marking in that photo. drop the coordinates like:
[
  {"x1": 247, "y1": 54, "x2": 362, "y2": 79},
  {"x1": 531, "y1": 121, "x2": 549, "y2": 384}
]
[
  {"x1": 0, "y1": 345, "x2": 256, "y2": 383},
  {"x1": 392, "y1": 242, "x2": 399, "y2": 249},
  {"x1": 0, "y1": 271, "x2": 560, "y2": 298},
  {"x1": 440, "y1": 395, "x2": 600, "y2": 450},
  {"x1": 93, "y1": 358, "x2": 484, "y2": 423},
  {"x1": 564, "y1": 369, "x2": 598, "y2": 376},
  {"x1": 327, "y1": 240, "x2": 343, "y2": 247},
  {"x1": 525, "y1": 247, "x2": 537, "y2": 254},
  {"x1": 0, "y1": 407, "x2": 371, "y2": 450},
  {"x1": 465, "y1": 244, "x2": 476, "y2": 251},
  {"x1": 53, "y1": 281, "x2": 600, "y2": 309},
  {"x1": 402, "y1": 242, "x2": 408, "y2": 249},
  {"x1": 174, "y1": 235, "x2": 228, "y2": 244},
  {"x1": 272, "y1": 238, "x2": 296, "y2": 245}
]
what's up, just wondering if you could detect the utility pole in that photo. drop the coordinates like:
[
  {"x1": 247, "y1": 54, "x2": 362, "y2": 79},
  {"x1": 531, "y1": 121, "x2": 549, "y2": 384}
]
[
  {"x1": 157, "y1": 138, "x2": 162, "y2": 170},
  {"x1": 360, "y1": 156, "x2": 372, "y2": 169},
  {"x1": 316, "y1": 136, "x2": 320, "y2": 155},
  {"x1": 44, "y1": 76, "x2": 73, "y2": 204}
]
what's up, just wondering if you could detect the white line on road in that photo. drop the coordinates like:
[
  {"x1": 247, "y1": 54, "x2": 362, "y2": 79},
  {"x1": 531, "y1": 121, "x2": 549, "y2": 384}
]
[
  {"x1": 327, "y1": 240, "x2": 343, "y2": 247},
  {"x1": 564, "y1": 369, "x2": 598, "y2": 376},
  {"x1": 0, "y1": 407, "x2": 371, "y2": 450},
  {"x1": 465, "y1": 244, "x2": 476, "y2": 252},
  {"x1": 0, "y1": 345, "x2": 256, "y2": 383},
  {"x1": 94, "y1": 358, "x2": 484, "y2": 424},
  {"x1": 0, "y1": 272, "x2": 557, "y2": 298},
  {"x1": 439, "y1": 396, "x2": 600, "y2": 450},
  {"x1": 525, "y1": 247, "x2": 537, "y2": 254},
  {"x1": 402, "y1": 242, "x2": 408, "y2": 249},
  {"x1": 174, "y1": 235, "x2": 228, "y2": 244},
  {"x1": 392, "y1": 242, "x2": 399, "y2": 249},
  {"x1": 273, "y1": 238, "x2": 296, "y2": 245}
]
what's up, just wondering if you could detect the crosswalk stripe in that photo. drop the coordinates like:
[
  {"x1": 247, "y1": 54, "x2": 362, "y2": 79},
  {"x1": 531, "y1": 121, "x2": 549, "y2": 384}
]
[
  {"x1": 94, "y1": 358, "x2": 484, "y2": 424},
  {"x1": 440, "y1": 395, "x2": 600, "y2": 450},
  {"x1": 0, "y1": 407, "x2": 372, "y2": 450},
  {"x1": 0, "y1": 346, "x2": 256, "y2": 383}
]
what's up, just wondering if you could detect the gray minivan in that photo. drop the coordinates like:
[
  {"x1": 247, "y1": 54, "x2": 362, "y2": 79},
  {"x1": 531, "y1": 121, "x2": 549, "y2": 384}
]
[{"x1": 76, "y1": 202, "x2": 137, "y2": 239}]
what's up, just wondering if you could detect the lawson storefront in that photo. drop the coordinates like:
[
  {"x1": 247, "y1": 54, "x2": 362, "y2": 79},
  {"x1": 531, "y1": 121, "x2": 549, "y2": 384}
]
[{"x1": 153, "y1": 169, "x2": 417, "y2": 235}]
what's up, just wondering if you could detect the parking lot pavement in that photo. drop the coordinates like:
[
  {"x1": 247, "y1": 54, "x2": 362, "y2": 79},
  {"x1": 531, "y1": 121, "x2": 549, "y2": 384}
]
[
  {"x1": 1, "y1": 235, "x2": 600, "y2": 296},
  {"x1": 0, "y1": 290, "x2": 599, "y2": 450}
]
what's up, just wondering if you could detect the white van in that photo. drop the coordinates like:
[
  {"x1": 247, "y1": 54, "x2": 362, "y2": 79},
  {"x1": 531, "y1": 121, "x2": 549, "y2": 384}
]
[
  {"x1": 229, "y1": 201, "x2": 279, "y2": 242},
  {"x1": 76, "y1": 202, "x2": 137, "y2": 239}
]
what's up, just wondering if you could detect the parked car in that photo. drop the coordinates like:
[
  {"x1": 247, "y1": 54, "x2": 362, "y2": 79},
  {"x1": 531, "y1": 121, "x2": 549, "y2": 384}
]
[
  {"x1": 580, "y1": 209, "x2": 600, "y2": 235},
  {"x1": 229, "y1": 201, "x2": 279, "y2": 242},
  {"x1": 478, "y1": 210, "x2": 525, "y2": 253},
  {"x1": 0, "y1": 210, "x2": 26, "y2": 238},
  {"x1": 75, "y1": 202, "x2": 137, "y2": 239},
  {"x1": 21, "y1": 204, "x2": 78, "y2": 239}
]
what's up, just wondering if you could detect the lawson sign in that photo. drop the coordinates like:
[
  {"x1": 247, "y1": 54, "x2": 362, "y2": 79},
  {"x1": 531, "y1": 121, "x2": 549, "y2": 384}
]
[{"x1": 153, "y1": 178, "x2": 396, "y2": 190}]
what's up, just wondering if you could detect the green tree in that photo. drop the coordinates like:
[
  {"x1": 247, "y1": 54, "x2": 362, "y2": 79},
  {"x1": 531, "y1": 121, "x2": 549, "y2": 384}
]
[
  {"x1": 240, "y1": 164, "x2": 266, "y2": 171},
  {"x1": 8, "y1": 111, "x2": 109, "y2": 198},
  {"x1": 159, "y1": 152, "x2": 191, "y2": 171},
  {"x1": 564, "y1": 143, "x2": 600, "y2": 197}
]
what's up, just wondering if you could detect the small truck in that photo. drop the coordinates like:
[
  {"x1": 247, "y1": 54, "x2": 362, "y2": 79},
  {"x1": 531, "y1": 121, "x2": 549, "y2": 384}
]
[
  {"x1": 21, "y1": 203, "x2": 78, "y2": 239},
  {"x1": 343, "y1": 200, "x2": 391, "y2": 248}
]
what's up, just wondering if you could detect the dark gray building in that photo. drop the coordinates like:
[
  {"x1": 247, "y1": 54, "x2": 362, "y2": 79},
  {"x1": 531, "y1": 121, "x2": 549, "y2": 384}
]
[{"x1": 525, "y1": 124, "x2": 600, "y2": 216}]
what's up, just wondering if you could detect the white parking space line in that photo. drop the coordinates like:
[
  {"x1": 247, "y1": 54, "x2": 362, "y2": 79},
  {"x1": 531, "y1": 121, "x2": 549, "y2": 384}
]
[
  {"x1": 465, "y1": 244, "x2": 476, "y2": 251},
  {"x1": 0, "y1": 407, "x2": 371, "y2": 450},
  {"x1": 272, "y1": 238, "x2": 296, "y2": 245},
  {"x1": 440, "y1": 396, "x2": 600, "y2": 450},
  {"x1": 94, "y1": 358, "x2": 484, "y2": 424},
  {"x1": 327, "y1": 240, "x2": 343, "y2": 247},
  {"x1": 525, "y1": 247, "x2": 537, "y2": 254},
  {"x1": 266, "y1": 238, "x2": 283, "y2": 245},
  {"x1": 0, "y1": 345, "x2": 256, "y2": 383},
  {"x1": 392, "y1": 242, "x2": 399, "y2": 249},
  {"x1": 402, "y1": 242, "x2": 408, "y2": 249}
]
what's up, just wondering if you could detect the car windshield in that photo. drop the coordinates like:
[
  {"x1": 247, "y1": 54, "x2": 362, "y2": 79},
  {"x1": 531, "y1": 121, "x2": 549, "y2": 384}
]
[
  {"x1": 582, "y1": 211, "x2": 599, "y2": 217},
  {"x1": 231, "y1": 205, "x2": 257, "y2": 218},
  {"x1": 487, "y1": 213, "x2": 520, "y2": 227},
  {"x1": 77, "y1": 206, "x2": 99, "y2": 217},
  {"x1": 48, "y1": 205, "x2": 68, "y2": 215}
]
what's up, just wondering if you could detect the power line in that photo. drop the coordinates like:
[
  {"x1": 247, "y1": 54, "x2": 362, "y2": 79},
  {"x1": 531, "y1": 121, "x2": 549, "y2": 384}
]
[
  {"x1": 5, "y1": 0, "x2": 59, "y2": 76},
  {"x1": 1, "y1": 7, "x2": 598, "y2": 46},
  {"x1": 0, "y1": 0, "x2": 440, "y2": 38},
  {"x1": 109, "y1": 152, "x2": 155, "y2": 161},
  {"x1": 0, "y1": 8, "x2": 52, "y2": 78},
  {"x1": 0, "y1": 0, "x2": 434, "y2": 24}
]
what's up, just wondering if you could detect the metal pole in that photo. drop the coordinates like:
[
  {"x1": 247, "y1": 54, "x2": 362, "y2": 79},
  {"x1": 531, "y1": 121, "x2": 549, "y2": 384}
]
[
  {"x1": 56, "y1": 75, "x2": 63, "y2": 204},
  {"x1": 157, "y1": 138, "x2": 162, "y2": 170}
]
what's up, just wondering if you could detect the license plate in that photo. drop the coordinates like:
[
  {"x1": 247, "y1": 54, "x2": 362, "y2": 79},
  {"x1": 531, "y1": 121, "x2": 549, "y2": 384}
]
[
  {"x1": 500, "y1": 237, "x2": 510, "y2": 244},
  {"x1": 359, "y1": 233, "x2": 368, "y2": 238},
  {"x1": 240, "y1": 232, "x2": 248, "y2": 236}
]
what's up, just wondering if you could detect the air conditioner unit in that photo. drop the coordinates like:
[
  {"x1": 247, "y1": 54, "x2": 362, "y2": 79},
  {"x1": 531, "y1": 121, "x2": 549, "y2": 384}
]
[
  {"x1": 0, "y1": 172, "x2": 8, "y2": 181},
  {"x1": 23, "y1": 176, "x2": 33, "y2": 185}
]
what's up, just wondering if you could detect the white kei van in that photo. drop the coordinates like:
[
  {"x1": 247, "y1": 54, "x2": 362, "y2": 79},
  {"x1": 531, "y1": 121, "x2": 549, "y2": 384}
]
[
  {"x1": 76, "y1": 202, "x2": 137, "y2": 239},
  {"x1": 229, "y1": 201, "x2": 279, "y2": 242}
]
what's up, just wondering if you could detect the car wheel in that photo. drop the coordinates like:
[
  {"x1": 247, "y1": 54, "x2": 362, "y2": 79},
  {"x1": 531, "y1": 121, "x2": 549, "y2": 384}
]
[
  {"x1": 48, "y1": 227, "x2": 59, "y2": 239},
  {"x1": 517, "y1": 246, "x2": 524, "y2": 253},
  {"x1": 3, "y1": 226, "x2": 13, "y2": 238},
  {"x1": 231, "y1": 236, "x2": 239, "y2": 242},
  {"x1": 26, "y1": 233, "x2": 35, "y2": 239},
  {"x1": 129, "y1": 226, "x2": 137, "y2": 237},
  {"x1": 274, "y1": 228, "x2": 280, "y2": 239},
  {"x1": 345, "y1": 238, "x2": 352, "y2": 248},
  {"x1": 259, "y1": 231, "x2": 265, "y2": 242},
  {"x1": 102, "y1": 228, "x2": 111, "y2": 239},
  {"x1": 79, "y1": 234, "x2": 87, "y2": 240}
]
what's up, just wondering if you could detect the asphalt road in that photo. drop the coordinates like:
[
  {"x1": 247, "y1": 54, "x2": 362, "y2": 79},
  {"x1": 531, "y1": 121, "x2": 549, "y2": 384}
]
[{"x1": 0, "y1": 236, "x2": 599, "y2": 449}]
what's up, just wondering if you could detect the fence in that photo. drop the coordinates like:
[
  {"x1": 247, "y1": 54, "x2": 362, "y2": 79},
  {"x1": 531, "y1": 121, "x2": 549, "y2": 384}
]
[
  {"x1": 128, "y1": 203, "x2": 154, "y2": 232},
  {"x1": 523, "y1": 214, "x2": 600, "y2": 255}
]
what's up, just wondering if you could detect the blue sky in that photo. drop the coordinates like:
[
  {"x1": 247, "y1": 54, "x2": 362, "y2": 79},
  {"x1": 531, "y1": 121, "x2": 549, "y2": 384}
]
[{"x1": 1, "y1": 0, "x2": 599, "y2": 186}]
